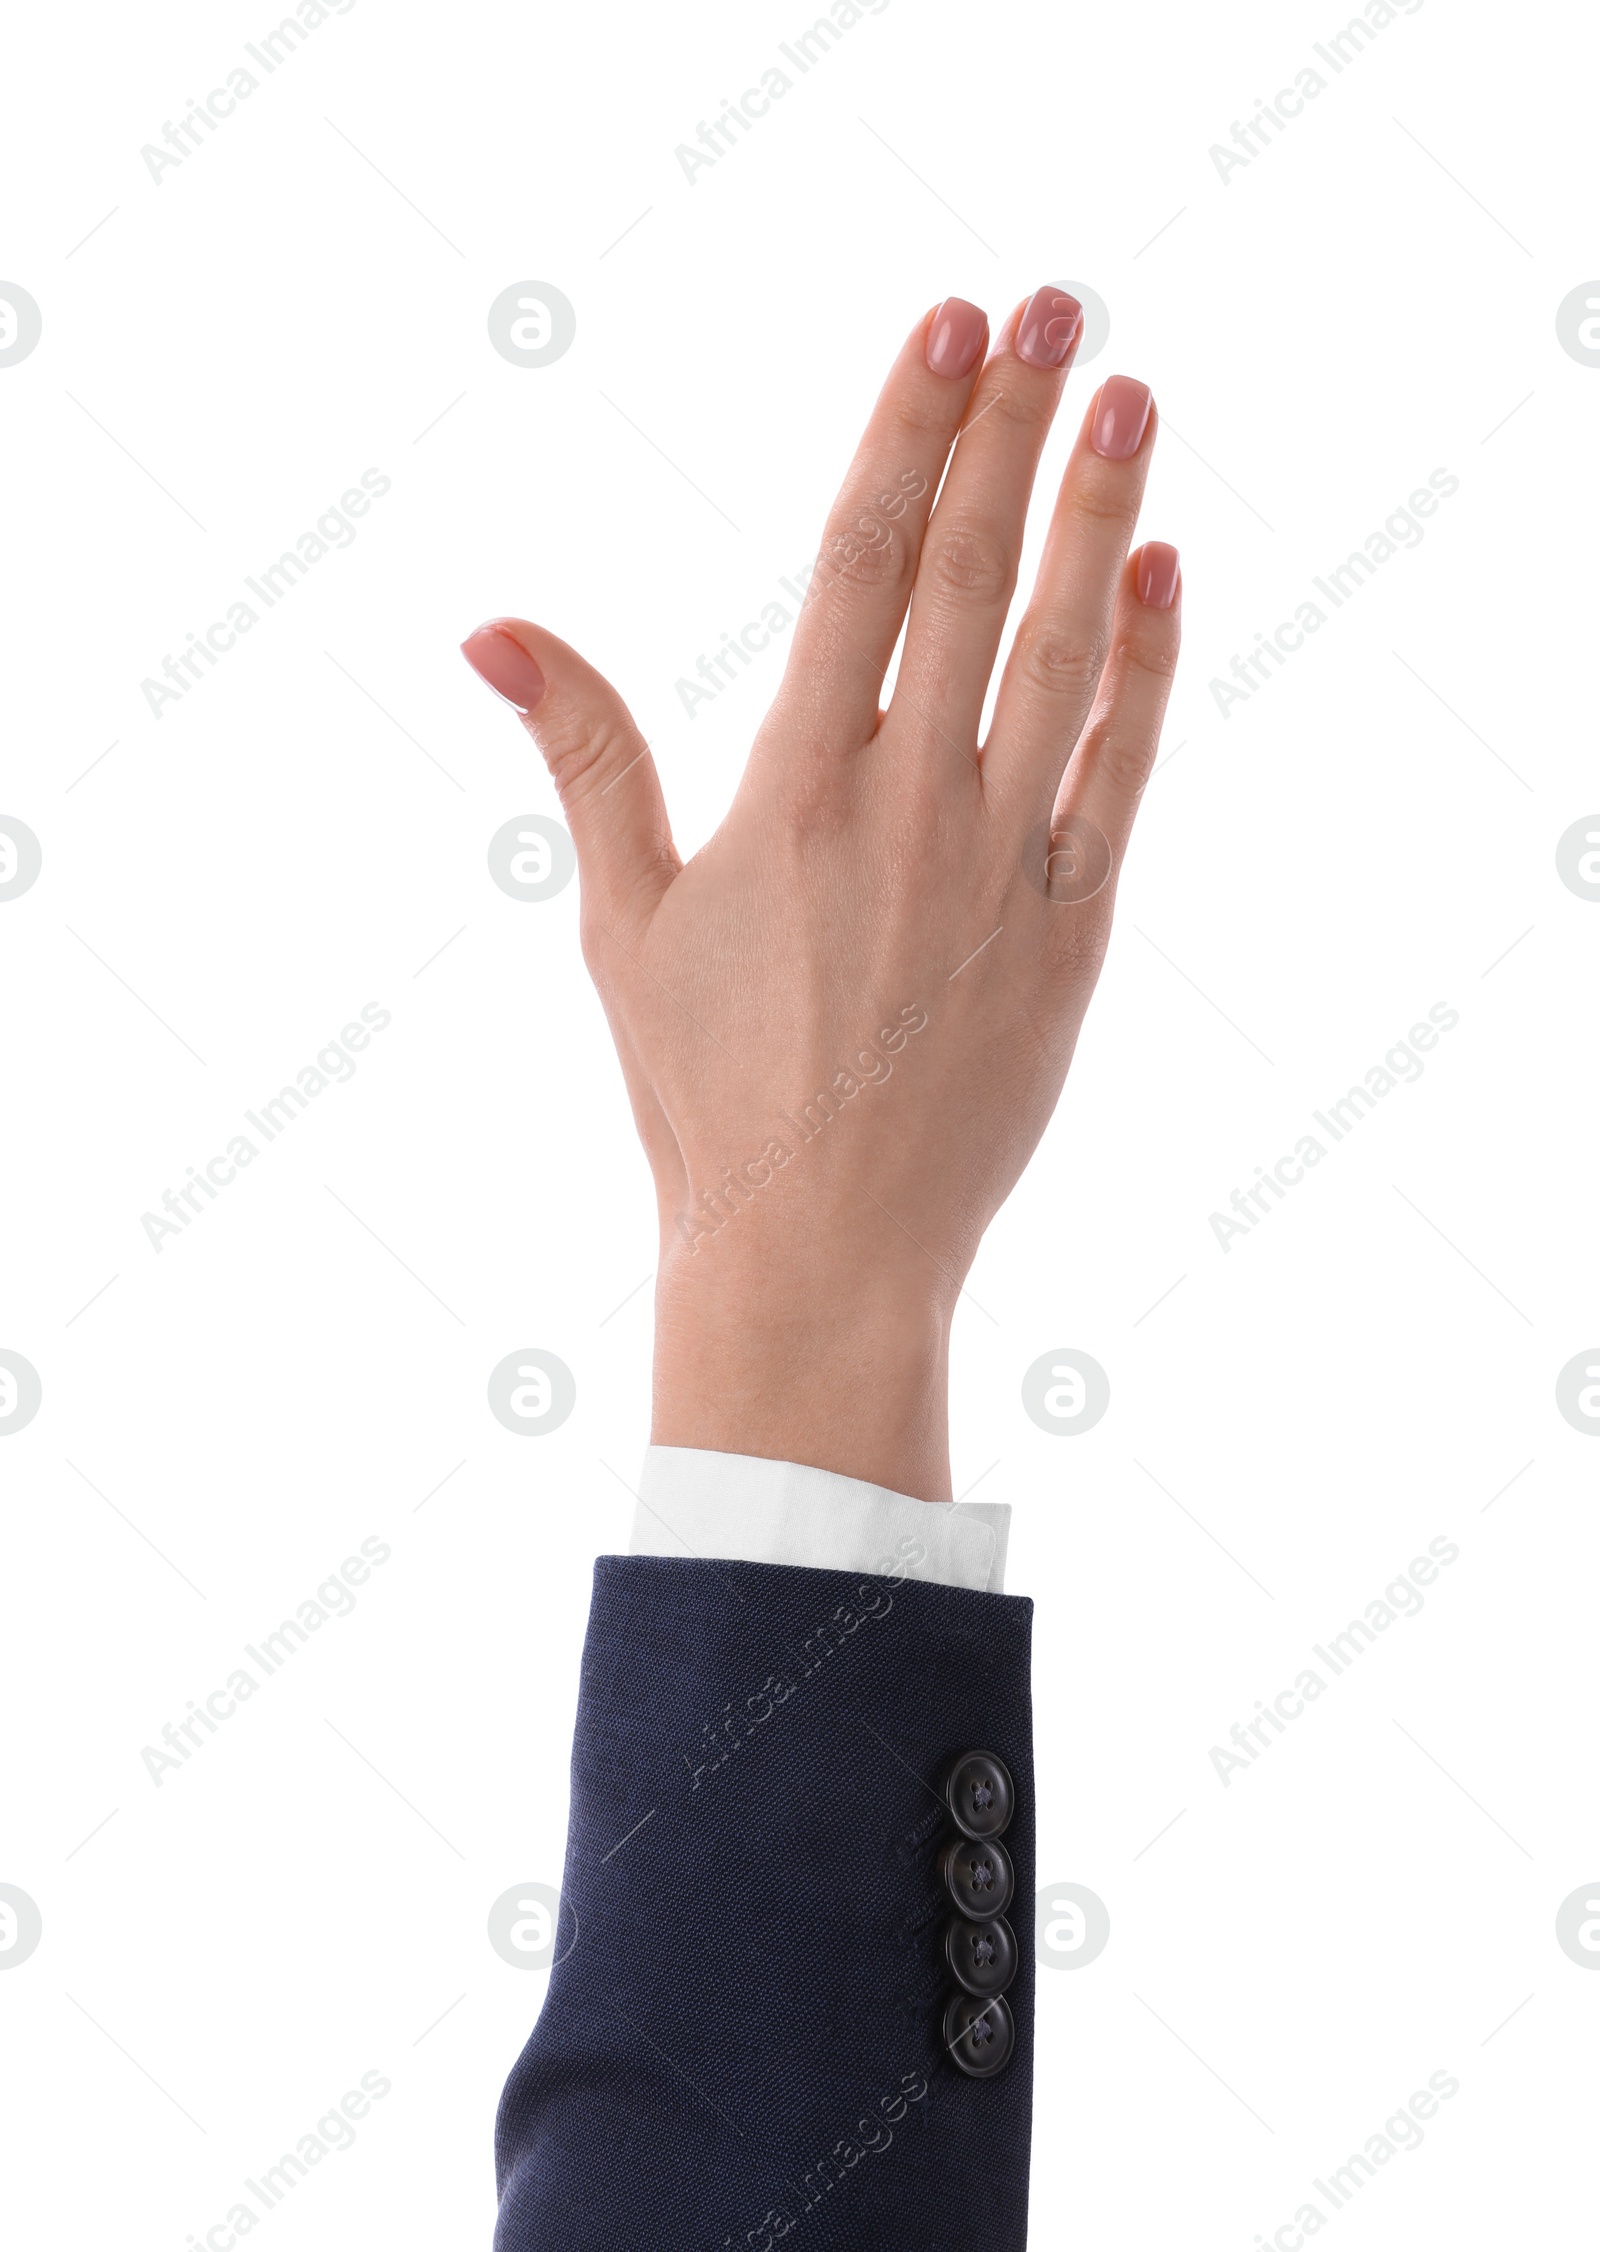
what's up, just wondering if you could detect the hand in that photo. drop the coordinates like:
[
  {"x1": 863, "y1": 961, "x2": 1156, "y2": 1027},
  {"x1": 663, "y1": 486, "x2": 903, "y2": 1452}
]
[{"x1": 461, "y1": 289, "x2": 1180, "y2": 1501}]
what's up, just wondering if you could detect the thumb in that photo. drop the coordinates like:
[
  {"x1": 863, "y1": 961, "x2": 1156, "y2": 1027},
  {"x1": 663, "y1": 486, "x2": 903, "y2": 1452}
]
[{"x1": 461, "y1": 617, "x2": 678, "y2": 928}]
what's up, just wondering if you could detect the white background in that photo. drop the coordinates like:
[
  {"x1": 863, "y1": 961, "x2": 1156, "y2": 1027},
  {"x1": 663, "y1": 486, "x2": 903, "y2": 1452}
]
[{"x1": 2, "y1": 0, "x2": 1597, "y2": 2243}]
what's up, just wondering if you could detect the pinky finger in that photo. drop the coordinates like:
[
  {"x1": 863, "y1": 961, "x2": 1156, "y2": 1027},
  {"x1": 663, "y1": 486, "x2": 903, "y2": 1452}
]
[{"x1": 1052, "y1": 542, "x2": 1181, "y2": 871}]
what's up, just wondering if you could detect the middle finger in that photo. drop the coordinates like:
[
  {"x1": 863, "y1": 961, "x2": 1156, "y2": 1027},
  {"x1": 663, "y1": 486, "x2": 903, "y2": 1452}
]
[{"x1": 886, "y1": 286, "x2": 1083, "y2": 765}]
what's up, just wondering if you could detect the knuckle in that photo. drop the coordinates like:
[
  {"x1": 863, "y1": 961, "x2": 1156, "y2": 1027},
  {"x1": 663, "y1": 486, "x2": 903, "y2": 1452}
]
[
  {"x1": 1090, "y1": 726, "x2": 1156, "y2": 800},
  {"x1": 980, "y1": 383, "x2": 1055, "y2": 436},
  {"x1": 1045, "y1": 899, "x2": 1113, "y2": 979},
  {"x1": 537, "y1": 713, "x2": 635, "y2": 806},
  {"x1": 921, "y1": 521, "x2": 1013, "y2": 605},
  {"x1": 1013, "y1": 621, "x2": 1104, "y2": 704},
  {"x1": 773, "y1": 757, "x2": 859, "y2": 842},
  {"x1": 1070, "y1": 470, "x2": 1139, "y2": 531},
  {"x1": 1114, "y1": 621, "x2": 1181, "y2": 685},
  {"x1": 889, "y1": 392, "x2": 956, "y2": 443},
  {"x1": 814, "y1": 512, "x2": 912, "y2": 595}
]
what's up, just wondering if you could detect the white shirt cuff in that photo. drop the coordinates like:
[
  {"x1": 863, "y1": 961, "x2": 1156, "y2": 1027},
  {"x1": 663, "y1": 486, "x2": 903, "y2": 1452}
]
[{"x1": 626, "y1": 1445, "x2": 1010, "y2": 1594}]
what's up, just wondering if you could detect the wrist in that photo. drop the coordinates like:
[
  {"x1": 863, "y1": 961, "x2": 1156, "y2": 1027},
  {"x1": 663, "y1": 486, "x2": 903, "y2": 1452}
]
[{"x1": 651, "y1": 1241, "x2": 953, "y2": 1502}]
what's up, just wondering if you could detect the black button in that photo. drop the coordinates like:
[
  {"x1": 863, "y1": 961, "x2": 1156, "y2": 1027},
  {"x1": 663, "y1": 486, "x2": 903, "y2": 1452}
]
[
  {"x1": 943, "y1": 1749, "x2": 1014, "y2": 1840},
  {"x1": 940, "y1": 1834, "x2": 1014, "y2": 1919},
  {"x1": 943, "y1": 1992, "x2": 1015, "y2": 2080},
  {"x1": 944, "y1": 1912, "x2": 1018, "y2": 1999}
]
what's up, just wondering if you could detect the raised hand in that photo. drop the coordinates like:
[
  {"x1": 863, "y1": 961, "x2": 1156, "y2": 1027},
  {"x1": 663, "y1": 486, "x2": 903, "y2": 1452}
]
[{"x1": 461, "y1": 289, "x2": 1180, "y2": 1500}]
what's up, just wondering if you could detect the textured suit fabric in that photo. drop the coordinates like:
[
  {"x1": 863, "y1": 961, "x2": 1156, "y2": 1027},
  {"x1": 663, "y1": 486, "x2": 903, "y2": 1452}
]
[{"x1": 495, "y1": 1553, "x2": 1035, "y2": 2250}]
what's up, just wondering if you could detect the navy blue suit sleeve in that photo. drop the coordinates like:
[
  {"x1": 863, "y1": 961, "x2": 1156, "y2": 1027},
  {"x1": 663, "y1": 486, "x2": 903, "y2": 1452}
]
[{"x1": 494, "y1": 1553, "x2": 1035, "y2": 2249}]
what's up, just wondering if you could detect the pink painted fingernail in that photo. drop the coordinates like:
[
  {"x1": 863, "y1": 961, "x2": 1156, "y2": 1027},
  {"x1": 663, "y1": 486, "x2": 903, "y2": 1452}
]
[
  {"x1": 1137, "y1": 543, "x2": 1181, "y2": 610},
  {"x1": 926, "y1": 298, "x2": 988, "y2": 379},
  {"x1": 461, "y1": 621, "x2": 546, "y2": 713},
  {"x1": 1015, "y1": 286, "x2": 1083, "y2": 370},
  {"x1": 1091, "y1": 376, "x2": 1153, "y2": 460}
]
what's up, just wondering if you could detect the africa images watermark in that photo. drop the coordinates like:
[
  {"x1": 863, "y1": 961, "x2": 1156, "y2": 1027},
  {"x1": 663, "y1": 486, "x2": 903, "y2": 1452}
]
[
  {"x1": 186, "y1": 2068, "x2": 391, "y2": 2249},
  {"x1": 140, "y1": 1535, "x2": 392, "y2": 1786},
  {"x1": 140, "y1": 1002, "x2": 392, "y2": 1252},
  {"x1": 1209, "y1": 1535, "x2": 1459, "y2": 1787},
  {"x1": 674, "y1": 0, "x2": 895, "y2": 185},
  {"x1": 1254, "y1": 2069, "x2": 1459, "y2": 2249},
  {"x1": 674, "y1": 1003, "x2": 929, "y2": 1254},
  {"x1": 1206, "y1": 468, "x2": 1459, "y2": 720},
  {"x1": 1208, "y1": 1002, "x2": 1459, "y2": 1252},
  {"x1": 716, "y1": 2067, "x2": 930, "y2": 2252},
  {"x1": 684, "y1": 1536, "x2": 925, "y2": 1792},
  {"x1": 139, "y1": 0, "x2": 359, "y2": 185},
  {"x1": 675, "y1": 560, "x2": 815, "y2": 720},
  {"x1": 675, "y1": 470, "x2": 930, "y2": 721},
  {"x1": 1208, "y1": 0, "x2": 1427, "y2": 185},
  {"x1": 140, "y1": 469, "x2": 392, "y2": 721}
]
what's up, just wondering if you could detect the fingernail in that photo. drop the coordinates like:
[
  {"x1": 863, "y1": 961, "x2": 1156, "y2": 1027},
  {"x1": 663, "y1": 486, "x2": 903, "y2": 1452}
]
[
  {"x1": 1091, "y1": 376, "x2": 1153, "y2": 460},
  {"x1": 926, "y1": 298, "x2": 988, "y2": 379},
  {"x1": 1137, "y1": 543, "x2": 1180, "y2": 610},
  {"x1": 1015, "y1": 286, "x2": 1083, "y2": 371},
  {"x1": 461, "y1": 622, "x2": 546, "y2": 713}
]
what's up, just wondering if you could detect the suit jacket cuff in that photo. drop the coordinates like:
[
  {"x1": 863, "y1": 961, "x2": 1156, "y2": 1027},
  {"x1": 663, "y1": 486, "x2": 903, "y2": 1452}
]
[{"x1": 495, "y1": 1554, "x2": 1035, "y2": 2249}]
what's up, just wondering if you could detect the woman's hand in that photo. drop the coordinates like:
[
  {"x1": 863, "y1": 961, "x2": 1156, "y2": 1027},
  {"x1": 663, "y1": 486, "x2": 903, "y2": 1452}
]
[{"x1": 461, "y1": 289, "x2": 1180, "y2": 1501}]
